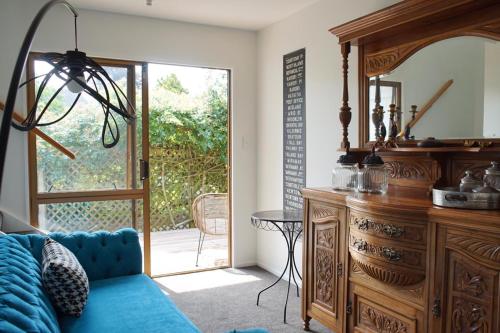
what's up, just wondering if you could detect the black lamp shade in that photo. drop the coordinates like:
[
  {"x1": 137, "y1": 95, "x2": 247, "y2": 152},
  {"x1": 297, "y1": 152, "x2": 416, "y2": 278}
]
[{"x1": 16, "y1": 49, "x2": 136, "y2": 148}]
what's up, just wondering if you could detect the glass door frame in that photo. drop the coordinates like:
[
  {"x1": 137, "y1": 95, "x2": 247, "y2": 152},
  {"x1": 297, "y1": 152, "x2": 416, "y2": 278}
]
[
  {"x1": 26, "y1": 54, "x2": 152, "y2": 276},
  {"x1": 27, "y1": 55, "x2": 234, "y2": 278},
  {"x1": 146, "y1": 63, "x2": 233, "y2": 278}
]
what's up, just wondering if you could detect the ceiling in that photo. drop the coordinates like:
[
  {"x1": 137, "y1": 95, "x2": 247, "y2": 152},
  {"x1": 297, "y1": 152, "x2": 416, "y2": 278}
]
[{"x1": 70, "y1": 0, "x2": 322, "y2": 31}]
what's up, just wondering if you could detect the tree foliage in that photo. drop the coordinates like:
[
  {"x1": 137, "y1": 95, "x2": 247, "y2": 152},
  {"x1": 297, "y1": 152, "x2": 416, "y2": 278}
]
[
  {"x1": 157, "y1": 74, "x2": 189, "y2": 95},
  {"x1": 36, "y1": 66, "x2": 228, "y2": 232},
  {"x1": 148, "y1": 72, "x2": 228, "y2": 230}
]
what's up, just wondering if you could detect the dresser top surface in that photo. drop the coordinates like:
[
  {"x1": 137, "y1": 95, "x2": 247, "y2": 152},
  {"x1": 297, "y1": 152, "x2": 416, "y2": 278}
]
[
  {"x1": 303, "y1": 185, "x2": 430, "y2": 207},
  {"x1": 303, "y1": 186, "x2": 500, "y2": 223}
]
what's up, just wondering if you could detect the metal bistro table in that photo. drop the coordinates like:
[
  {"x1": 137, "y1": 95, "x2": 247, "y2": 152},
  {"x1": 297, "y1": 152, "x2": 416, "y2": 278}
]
[{"x1": 251, "y1": 209, "x2": 303, "y2": 323}]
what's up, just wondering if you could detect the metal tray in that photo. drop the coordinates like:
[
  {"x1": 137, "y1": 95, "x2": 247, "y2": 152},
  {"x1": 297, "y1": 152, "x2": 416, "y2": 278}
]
[{"x1": 432, "y1": 187, "x2": 500, "y2": 210}]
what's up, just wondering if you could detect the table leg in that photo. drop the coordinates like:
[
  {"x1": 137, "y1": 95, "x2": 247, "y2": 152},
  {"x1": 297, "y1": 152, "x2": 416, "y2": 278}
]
[
  {"x1": 256, "y1": 223, "x2": 291, "y2": 306},
  {"x1": 292, "y1": 229, "x2": 303, "y2": 280},
  {"x1": 284, "y1": 246, "x2": 293, "y2": 323},
  {"x1": 255, "y1": 221, "x2": 303, "y2": 324},
  {"x1": 283, "y1": 224, "x2": 303, "y2": 323},
  {"x1": 288, "y1": 227, "x2": 300, "y2": 298}
]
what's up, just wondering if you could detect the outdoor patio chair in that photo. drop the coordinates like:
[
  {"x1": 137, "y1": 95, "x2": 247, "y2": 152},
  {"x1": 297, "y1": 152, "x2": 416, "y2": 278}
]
[{"x1": 192, "y1": 193, "x2": 228, "y2": 266}]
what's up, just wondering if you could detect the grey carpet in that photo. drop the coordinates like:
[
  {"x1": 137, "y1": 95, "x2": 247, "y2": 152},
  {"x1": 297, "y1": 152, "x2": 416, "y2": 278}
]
[{"x1": 155, "y1": 266, "x2": 332, "y2": 333}]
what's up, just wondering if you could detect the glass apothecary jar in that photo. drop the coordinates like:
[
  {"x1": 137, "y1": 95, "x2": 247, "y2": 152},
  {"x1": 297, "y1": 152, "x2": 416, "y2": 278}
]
[
  {"x1": 459, "y1": 170, "x2": 482, "y2": 192},
  {"x1": 358, "y1": 151, "x2": 388, "y2": 194},
  {"x1": 332, "y1": 153, "x2": 358, "y2": 191},
  {"x1": 484, "y1": 161, "x2": 500, "y2": 191}
]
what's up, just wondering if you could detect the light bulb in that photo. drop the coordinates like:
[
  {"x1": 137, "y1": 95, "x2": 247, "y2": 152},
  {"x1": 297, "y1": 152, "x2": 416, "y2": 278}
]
[{"x1": 67, "y1": 74, "x2": 85, "y2": 94}]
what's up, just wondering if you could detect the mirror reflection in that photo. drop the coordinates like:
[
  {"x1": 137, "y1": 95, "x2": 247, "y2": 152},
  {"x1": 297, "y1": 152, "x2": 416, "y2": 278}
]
[{"x1": 368, "y1": 37, "x2": 500, "y2": 142}]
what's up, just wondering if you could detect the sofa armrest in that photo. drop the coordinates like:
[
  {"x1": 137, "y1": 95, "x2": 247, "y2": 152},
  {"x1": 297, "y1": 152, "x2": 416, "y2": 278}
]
[{"x1": 49, "y1": 228, "x2": 142, "y2": 281}]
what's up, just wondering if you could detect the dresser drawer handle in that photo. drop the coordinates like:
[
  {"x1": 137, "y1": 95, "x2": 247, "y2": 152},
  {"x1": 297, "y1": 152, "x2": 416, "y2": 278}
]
[
  {"x1": 354, "y1": 218, "x2": 405, "y2": 239},
  {"x1": 353, "y1": 239, "x2": 367, "y2": 252},
  {"x1": 357, "y1": 219, "x2": 370, "y2": 231},
  {"x1": 382, "y1": 224, "x2": 404, "y2": 238},
  {"x1": 382, "y1": 247, "x2": 402, "y2": 261}
]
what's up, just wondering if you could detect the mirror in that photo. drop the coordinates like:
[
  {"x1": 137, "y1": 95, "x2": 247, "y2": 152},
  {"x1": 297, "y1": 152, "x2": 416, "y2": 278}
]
[{"x1": 368, "y1": 36, "x2": 500, "y2": 142}]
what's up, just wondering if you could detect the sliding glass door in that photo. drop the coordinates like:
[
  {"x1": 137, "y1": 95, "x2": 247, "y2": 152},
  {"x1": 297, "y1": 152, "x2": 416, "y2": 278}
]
[
  {"x1": 27, "y1": 55, "x2": 232, "y2": 278},
  {"x1": 27, "y1": 55, "x2": 151, "y2": 275}
]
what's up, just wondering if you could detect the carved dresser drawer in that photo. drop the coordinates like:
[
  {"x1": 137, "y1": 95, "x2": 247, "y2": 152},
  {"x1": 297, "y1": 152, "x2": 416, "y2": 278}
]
[
  {"x1": 349, "y1": 283, "x2": 420, "y2": 333},
  {"x1": 349, "y1": 211, "x2": 426, "y2": 246},
  {"x1": 348, "y1": 210, "x2": 427, "y2": 287}
]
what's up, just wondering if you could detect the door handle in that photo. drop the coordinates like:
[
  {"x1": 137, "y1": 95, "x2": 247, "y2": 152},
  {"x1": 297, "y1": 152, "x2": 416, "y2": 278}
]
[{"x1": 140, "y1": 159, "x2": 149, "y2": 180}]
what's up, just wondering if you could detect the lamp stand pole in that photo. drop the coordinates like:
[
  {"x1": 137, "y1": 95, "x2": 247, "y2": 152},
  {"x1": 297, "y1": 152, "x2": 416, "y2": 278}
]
[{"x1": 0, "y1": 0, "x2": 78, "y2": 195}]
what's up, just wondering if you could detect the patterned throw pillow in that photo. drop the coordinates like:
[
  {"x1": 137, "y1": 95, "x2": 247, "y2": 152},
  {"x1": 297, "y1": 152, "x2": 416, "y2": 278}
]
[{"x1": 42, "y1": 238, "x2": 89, "y2": 317}]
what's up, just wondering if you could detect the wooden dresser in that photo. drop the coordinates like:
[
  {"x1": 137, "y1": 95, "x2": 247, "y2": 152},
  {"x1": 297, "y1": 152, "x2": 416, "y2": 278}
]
[
  {"x1": 301, "y1": 186, "x2": 500, "y2": 333},
  {"x1": 301, "y1": 1, "x2": 500, "y2": 332}
]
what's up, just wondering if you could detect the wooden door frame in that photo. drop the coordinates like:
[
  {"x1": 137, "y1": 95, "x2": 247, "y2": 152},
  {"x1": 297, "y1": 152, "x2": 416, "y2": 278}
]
[
  {"x1": 26, "y1": 53, "x2": 152, "y2": 275},
  {"x1": 26, "y1": 55, "x2": 232, "y2": 277}
]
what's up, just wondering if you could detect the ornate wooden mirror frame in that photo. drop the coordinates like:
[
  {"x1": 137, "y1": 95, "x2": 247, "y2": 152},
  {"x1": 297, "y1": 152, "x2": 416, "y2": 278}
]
[{"x1": 330, "y1": 0, "x2": 500, "y2": 150}]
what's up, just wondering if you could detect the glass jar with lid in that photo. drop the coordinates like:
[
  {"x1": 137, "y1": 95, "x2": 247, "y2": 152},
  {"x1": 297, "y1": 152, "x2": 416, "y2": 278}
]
[
  {"x1": 332, "y1": 152, "x2": 358, "y2": 191},
  {"x1": 459, "y1": 170, "x2": 482, "y2": 192},
  {"x1": 484, "y1": 161, "x2": 500, "y2": 191},
  {"x1": 358, "y1": 150, "x2": 388, "y2": 194}
]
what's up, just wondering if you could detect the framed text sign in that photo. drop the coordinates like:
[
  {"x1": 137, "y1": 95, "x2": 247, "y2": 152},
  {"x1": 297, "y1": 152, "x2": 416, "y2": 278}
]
[{"x1": 283, "y1": 48, "x2": 306, "y2": 210}]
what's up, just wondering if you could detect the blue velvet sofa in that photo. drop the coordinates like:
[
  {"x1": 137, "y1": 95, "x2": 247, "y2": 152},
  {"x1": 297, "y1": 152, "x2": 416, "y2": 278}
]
[{"x1": 0, "y1": 228, "x2": 202, "y2": 333}]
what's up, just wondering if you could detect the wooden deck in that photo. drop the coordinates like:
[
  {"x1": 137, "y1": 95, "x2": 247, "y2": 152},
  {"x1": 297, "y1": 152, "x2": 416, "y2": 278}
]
[{"x1": 139, "y1": 228, "x2": 228, "y2": 276}]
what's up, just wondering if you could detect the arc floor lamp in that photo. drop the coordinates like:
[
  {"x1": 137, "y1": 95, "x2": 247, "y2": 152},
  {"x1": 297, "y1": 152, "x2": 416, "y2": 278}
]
[{"x1": 0, "y1": 0, "x2": 135, "y2": 196}]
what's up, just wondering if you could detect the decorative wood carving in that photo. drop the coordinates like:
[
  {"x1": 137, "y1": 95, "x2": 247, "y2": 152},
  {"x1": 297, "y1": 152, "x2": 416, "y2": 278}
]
[
  {"x1": 451, "y1": 299, "x2": 489, "y2": 333},
  {"x1": 472, "y1": 22, "x2": 500, "y2": 40},
  {"x1": 454, "y1": 263, "x2": 487, "y2": 297},
  {"x1": 339, "y1": 42, "x2": 351, "y2": 150},
  {"x1": 382, "y1": 155, "x2": 441, "y2": 189},
  {"x1": 359, "y1": 302, "x2": 409, "y2": 333},
  {"x1": 350, "y1": 215, "x2": 424, "y2": 243},
  {"x1": 316, "y1": 248, "x2": 334, "y2": 307},
  {"x1": 317, "y1": 228, "x2": 335, "y2": 249},
  {"x1": 350, "y1": 252, "x2": 425, "y2": 286},
  {"x1": 313, "y1": 220, "x2": 339, "y2": 315},
  {"x1": 351, "y1": 260, "x2": 362, "y2": 274},
  {"x1": 463, "y1": 140, "x2": 494, "y2": 148},
  {"x1": 447, "y1": 233, "x2": 500, "y2": 266},
  {"x1": 365, "y1": 42, "x2": 421, "y2": 77},
  {"x1": 312, "y1": 205, "x2": 339, "y2": 223},
  {"x1": 364, "y1": 25, "x2": 500, "y2": 78},
  {"x1": 351, "y1": 260, "x2": 425, "y2": 303},
  {"x1": 385, "y1": 161, "x2": 425, "y2": 179},
  {"x1": 445, "y1": 250, "x2": 498, "y2": 333}
]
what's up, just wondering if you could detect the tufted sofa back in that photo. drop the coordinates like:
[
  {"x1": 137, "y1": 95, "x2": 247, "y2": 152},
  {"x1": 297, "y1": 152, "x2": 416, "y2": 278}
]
[
  {"x1": 0, "y1": 236, "x2": 61, "y2": 333},
  {"x1": 11, "y1": 228, "x2": 143, "y2": 281}
]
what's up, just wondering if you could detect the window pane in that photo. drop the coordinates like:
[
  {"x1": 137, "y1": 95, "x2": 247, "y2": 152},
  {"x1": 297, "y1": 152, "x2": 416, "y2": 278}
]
[
  {"x1": 38, "y1": 199, "x2": 144, "y2": 233},
  {"x1": 34, "y1": 60, "x2": 136, "y2": 192}
]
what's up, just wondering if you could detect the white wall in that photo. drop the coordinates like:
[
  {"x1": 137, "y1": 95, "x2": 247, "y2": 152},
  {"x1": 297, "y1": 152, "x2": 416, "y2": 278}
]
[
  {"x1": 380, "y1": 37, "x2": 485, "y2": 139},
  {"x1": 484, "y1": 41, "x2": 500, "y2": 138},
  {"x1": 0, "y1": 0, "x2": 257, "y2": 266},
  {"x1": 255, "y1": 0, "x2": 396, "y2": 280}
]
